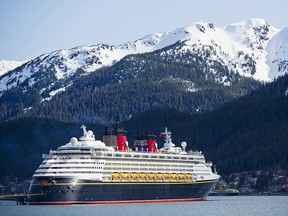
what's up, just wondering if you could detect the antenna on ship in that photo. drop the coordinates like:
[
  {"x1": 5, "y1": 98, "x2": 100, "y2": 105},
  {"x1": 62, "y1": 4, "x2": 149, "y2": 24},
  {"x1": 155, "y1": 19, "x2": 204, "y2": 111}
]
[
  {"x1": 160, "y1": 127, "x2": 176, "y2": 151},
  {"x1": 81, "y1": 125, "x2": 87, "y2": 137},
  {"x1": 161, "y1": 127, "x2": 172, "y2": 144},
  {"x1": 214, "y1": 164, "x2": 218, "y2": 174},
  {"x1": 80, "y1": 125, "x2": 95, "y2": 141}
]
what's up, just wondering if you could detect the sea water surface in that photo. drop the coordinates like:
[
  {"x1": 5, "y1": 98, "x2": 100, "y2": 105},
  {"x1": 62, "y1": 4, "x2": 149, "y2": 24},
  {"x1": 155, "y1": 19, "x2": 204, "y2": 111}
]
[{"x1": 1, "y1": 196, "x2": 287, "y2": 216}]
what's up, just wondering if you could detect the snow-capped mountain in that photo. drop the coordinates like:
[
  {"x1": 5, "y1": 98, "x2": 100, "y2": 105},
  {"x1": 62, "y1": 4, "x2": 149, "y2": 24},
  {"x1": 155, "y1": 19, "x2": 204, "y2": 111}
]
[
  {"x1": 0, "y1": 18, "x2": 285, "y2": 99},
  {"x1": 155, "y1": 18, "x2": 279, "y2": 81},
  {"x1": 266, "y1": 26, "x2": 288, "y2": 79},
  {"x1": 0, "y1": 60, "x2": 27, "y2": 76}
]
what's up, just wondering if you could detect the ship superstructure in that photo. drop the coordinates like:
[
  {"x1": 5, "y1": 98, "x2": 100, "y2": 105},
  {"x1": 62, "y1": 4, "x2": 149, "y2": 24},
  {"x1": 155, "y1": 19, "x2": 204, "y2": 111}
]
[{"x1": 28, "y1": 125, "x2": 220, "y2": 204}]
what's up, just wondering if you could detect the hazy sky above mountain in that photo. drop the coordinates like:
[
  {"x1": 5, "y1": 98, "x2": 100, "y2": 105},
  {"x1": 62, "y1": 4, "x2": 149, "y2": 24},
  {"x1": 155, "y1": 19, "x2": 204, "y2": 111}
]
[{"x1": 0, "y1": 0, "x2": 287, "y2": 61}]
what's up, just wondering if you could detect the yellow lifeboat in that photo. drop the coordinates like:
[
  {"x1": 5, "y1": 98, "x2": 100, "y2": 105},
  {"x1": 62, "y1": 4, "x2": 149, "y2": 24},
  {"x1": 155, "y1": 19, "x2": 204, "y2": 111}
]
[
  {"x1": 148, "y1": 173, "x2": 154, "y2": 179},
  {"x1": 178, "y1": 173, "x2": 184, "y2": 179},
  {"x1": 170, "y1": 173, "x2": 177, "y2": 179},
  {"x1": 121, "y1": 173, "x2": 129, "y2": 179},
  {"x1": 185, "y1": 174, "x2": 192, "y2": 179},
  {"x1": 130, "y1": 173, "x2": 138, "y2": 179},
  {"x1": 156, "y1": 173, "x2": 162, "y2": 180},
  {"x1": 163, "y1": 173, "x2": 169, "y2": 179},
  {"x1": 112, "y1": 173, "x2": 120, "y2": 179},
  {"x1": 139, "y1": 173, "x2": 146, "y2": 179}
]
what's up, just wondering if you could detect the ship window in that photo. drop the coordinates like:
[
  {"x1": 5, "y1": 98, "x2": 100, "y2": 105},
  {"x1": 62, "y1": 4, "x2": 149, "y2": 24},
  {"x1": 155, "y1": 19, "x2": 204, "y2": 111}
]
[
  {"x1": 150, "y1": 155, "x2": 157, "y2": 159},
  {"x1": 115, "y1": 154, "x2": 122, "y2": 157},
  {"x1": 159, "y1": 156, "x2": 165, "y2": 159},
  {"x1": 134, "y1": 155, "x2": 140, "y2": 158},
  {"x1": 124, "y1": 154, "x2": 131, "y2": 157},
  {"x1": 173, "y1": 157, "x2": 179, "y2": 160},
  {"x1": 142, "y1": 155, "x2": 148, "y2": 158}
]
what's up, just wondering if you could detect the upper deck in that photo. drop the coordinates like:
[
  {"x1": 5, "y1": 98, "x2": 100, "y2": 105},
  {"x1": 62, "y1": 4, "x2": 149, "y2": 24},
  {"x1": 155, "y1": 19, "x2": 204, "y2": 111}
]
[
  {"x1": 34, "y1": 125, "x2": 219, "y2": 182},
  {"x1": 42, "y1": 125, "x2": 206, "y2": 164}
]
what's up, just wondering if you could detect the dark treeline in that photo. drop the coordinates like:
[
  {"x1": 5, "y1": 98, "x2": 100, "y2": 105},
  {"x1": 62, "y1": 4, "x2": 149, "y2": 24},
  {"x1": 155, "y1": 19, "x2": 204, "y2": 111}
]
[
  {"x1": 123, "y1": 95, "x2": 288, "y2": 174},
  {"x1": 1, "y1": 85, "x2": 287, "y2": 182},
  {"x1": 0, "y1": 119, "x2": 104, "y2": 183}
]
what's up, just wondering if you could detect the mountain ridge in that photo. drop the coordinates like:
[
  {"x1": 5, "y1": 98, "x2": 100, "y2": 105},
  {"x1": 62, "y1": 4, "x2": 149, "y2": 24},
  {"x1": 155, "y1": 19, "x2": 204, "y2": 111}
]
[
  {"x1": 0, "y1": 18, "x2": 287, "y2": 123},
  {"x1": 0, "y1": 18, "x2": 284, "y2": 97},
  {"x1": 0, "y1": 41, "x2": 261, "y2": 123}
]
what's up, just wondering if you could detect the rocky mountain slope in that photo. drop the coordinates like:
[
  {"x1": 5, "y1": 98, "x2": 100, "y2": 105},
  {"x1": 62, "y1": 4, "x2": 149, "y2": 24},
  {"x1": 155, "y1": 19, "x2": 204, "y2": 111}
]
[
  {"x1": 0, "y1": 40, "x2": 261, "y2": 123},
  {"x1": 0, "y1": 19, "x2": 282, "y2": 96},
  {"x1": 0, "y1": 18, "x2": 287, "y2": 123}
]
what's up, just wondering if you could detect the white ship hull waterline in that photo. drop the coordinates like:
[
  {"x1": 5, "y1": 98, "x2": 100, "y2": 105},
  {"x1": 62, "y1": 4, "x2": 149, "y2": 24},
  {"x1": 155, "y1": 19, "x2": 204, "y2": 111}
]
[{"x1": 27, "y1": 125, "x2": 220, "y2": 204}]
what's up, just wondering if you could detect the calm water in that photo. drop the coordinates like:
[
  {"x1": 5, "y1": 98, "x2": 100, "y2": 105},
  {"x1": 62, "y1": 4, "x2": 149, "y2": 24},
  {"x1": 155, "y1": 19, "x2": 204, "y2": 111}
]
[{"x1": 1, "y1": 196, "x2": 287, "y2": 216}]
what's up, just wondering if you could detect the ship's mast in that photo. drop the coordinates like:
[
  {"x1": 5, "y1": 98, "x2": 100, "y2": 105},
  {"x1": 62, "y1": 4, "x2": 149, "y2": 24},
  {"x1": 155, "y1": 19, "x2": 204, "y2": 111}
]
[
  {"x1": 81, "y1": 125, "x2": 87, "y2": 138},
  {"x1": 161, "y1": 127, "x2": 175, "y2": 150},
  {"x1": 80, "y1": 125, "x2": 95, "y2": 141}
]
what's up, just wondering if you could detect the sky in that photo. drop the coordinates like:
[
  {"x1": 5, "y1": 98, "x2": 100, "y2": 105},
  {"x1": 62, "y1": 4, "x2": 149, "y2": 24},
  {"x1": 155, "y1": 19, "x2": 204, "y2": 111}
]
[{"x1": 0, "y1": 0, "x2": 287, "y2": 61}]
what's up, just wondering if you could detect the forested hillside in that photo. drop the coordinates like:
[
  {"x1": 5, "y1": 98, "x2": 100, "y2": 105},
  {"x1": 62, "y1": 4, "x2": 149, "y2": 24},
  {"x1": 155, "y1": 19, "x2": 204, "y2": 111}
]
[
  {"x1": 0, "y1": 118, "x2": 103, "y2": 182},
  {"x1": 0, "y1": 42, "x2": 260, "y2": 123},
  {"x1": 1, "y1": 75, "x2": 287, "y2": 183},
  {"x1": 122, "y1": 91, "x2": 288, "y2": 174},
  {"x1": 123, "y1": 74, "x2": 288, "y2": 174},
  {"x1": 1, "y1": 90, "x2": 287, "y2": 182}
]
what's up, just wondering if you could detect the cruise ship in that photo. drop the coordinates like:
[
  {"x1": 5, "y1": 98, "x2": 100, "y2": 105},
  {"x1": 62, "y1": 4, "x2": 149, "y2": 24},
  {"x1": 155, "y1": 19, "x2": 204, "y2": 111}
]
[{"x1": 27, "y1": 125, "x2": 220, "y2": 205}]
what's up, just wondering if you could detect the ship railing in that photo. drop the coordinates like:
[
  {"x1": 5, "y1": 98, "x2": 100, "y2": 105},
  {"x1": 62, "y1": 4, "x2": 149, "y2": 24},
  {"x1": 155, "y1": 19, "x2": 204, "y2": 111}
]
[{"x1": 187, "y1": 150, "x2": 203, "y2": 156}]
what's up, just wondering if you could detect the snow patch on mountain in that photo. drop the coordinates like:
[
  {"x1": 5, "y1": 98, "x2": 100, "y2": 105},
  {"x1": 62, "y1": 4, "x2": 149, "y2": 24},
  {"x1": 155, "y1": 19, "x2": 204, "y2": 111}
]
[
  {"x1": 176, "y1": 19, "x2": 279, "y2": 81},
  {"x1": 0, "y1": 60, "x2": 27, "y2": 76},
  {"x1": 224, "y1": 18, "x2": 279, "y2": 81},
  {"x1": 266, "y1": 26, "x2": 288, "y2": 79}
]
